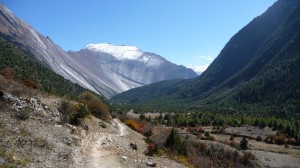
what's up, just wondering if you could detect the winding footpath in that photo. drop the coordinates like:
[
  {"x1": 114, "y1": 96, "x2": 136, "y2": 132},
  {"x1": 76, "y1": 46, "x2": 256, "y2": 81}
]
[
  {"x1": 116, "y1": 118, "x2": 127, "y2": 137},
  {"x1": 72, "y1": 117, "x2": 187, "y2": 168},
  {"x1": 73, "y1": 118, "x2": 129, "y2": 168}
]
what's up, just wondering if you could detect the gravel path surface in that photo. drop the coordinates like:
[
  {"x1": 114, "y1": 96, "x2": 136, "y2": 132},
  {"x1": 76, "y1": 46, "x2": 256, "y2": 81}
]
[{"x1": 72, "y1": 117, "x2": 186, "y2": 168}]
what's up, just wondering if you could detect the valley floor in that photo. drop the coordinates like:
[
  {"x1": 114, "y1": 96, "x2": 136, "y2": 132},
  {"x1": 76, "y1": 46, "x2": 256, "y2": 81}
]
[{"x1": 212, "y1": 132, "x2": 300, "y2": 168}]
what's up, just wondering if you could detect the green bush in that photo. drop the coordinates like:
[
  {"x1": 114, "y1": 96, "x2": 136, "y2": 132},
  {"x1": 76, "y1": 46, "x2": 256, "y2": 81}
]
[
  {"x1": 69, "y1": 103, "x2": 89, "y2": 125},
  {"x1": 59, "y1": 101, "x2": 89, "y2": 125},
  {"x1": 79, "y1": 91, "x2": 111, "y2": 122}
]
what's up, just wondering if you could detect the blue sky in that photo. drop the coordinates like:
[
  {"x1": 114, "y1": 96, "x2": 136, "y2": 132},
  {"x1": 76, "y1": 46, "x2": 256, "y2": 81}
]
[{"x1": 1, "y1": 0, "x2": 276, "y2": 72}]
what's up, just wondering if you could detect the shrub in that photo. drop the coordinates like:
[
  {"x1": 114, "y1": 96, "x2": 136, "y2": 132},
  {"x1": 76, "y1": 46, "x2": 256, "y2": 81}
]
[
  {"x1": 143, "y1": 122, "x2": 153, "y2": 137},
  {"x1": 285, "y1": 138, "x2": 296, "y2": 144},
  {"x1": 206, "y1": 135, "x2": 215, "y2": 141},
  {"x1": 150, "y1": 127, "x2": 172, "y2": 149},
  {"x1": 125, "y1": 119, "x2": 140, "y2": 129},
  {"x1": 243, "y1": 152, "x2": 257, "y2": 160},
  {"x1": 69, "y1": 103, "x2": 89, "y2": 125},
  {"x1": 15, "y1": 108, "x2": 30, "y2": 120},
  {"x1": 187, "y1": 127, "x2": 197, "y2": 133},
  {"x1": 265, "y1": 132, "x2": 286, "y2": 145},
  {"x1": 230, "y1": 141, "x2": 239, "y2": 149},
  {"x1": 0, "y1": 67, "x2": 13, "y2": 79},
  {"x1": 59, "y1": 101, "x2": 89, "y2": 125},
  {"x1": 24, "y1": 79, "x2": 38, "y2": 89},
  {"x1": 79, "y1": 91, "x2": 111, "y2": 122},
  {"x1": 256, "y1": 135, "x2": 262, "y2": 141},
  {"x1": 125, "y1": 119, "x2": 144, "y2": 133},
  {"x1": 145, "y1": 143, "x2": 156, "y2": 156},
  {"x1": 242, "y1": 152, "x2": 256, "y2": 165},
  {"x1": 198, "y1": 127, "x2": 205, "y2": 133},
  {"x1": 136, "y1": 125, "x2": 145, "y2": 134},
  {"x1": 59, "y1": 100, "x2": 75, "y2": 123},
  {"x1": 274, "y1": 134, "x2": 286, "y2": 145},
  {"x1": 285, "y1": 144, "x2": 289, "y2": 148}
]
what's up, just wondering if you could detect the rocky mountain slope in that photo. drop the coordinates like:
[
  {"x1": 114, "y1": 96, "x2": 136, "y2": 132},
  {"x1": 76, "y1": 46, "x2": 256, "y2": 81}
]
[
  {"x1": 68, "y1": 43, "x2": 197, "y2": 97},
  {"x1": 112, "y1": 0, "x2": 300, "y2": 115},
  {"x1": 0, "y1": 3, "x2": 197, "y2": 98}
]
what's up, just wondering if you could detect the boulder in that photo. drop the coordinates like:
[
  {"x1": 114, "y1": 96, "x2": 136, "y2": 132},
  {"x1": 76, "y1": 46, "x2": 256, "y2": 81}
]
[
  {"x1": 130, "y1": 143, "x2": 137, "y2": 150},
  {"x1": 146, "y1": 161, "x2": 156, "y2": 167},
  {"x1": 0, "y1": 91, "x2": 3, "y2": 98},
  {"x1": 122, "y1": 156, "x2": 127, "y2": 161},
  {"x1": 99, "y1": 121, "x2": 107, "y2": 128},
  {"x1": 0, "y1": 156, "x2": 5, "y2": 164},
  {"x1": 30, "y1": 98, "x2": 38, "y2": 107}
]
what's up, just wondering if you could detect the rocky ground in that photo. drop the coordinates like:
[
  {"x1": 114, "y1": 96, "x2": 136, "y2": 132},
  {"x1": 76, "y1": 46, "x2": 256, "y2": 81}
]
[
  {"x1": 0, "y1": 81, "x2": 80, "y2": 167},
  {"x1": 0, "y1": 77, "x2": 185, "y2": 168},
  {"x1": 71, "y1": 116, "x2": 186, "y2": 168}
]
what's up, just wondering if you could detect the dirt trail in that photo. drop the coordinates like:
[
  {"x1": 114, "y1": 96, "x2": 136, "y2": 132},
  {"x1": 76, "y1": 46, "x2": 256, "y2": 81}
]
[
  {"x1": 73, "y1": 119, "x2": 126, "y2": 168},
  {"x1": 116, "y1": 119, "x2": 127, "y2": 137},
  {"x1": 72, "y1": 117, "x2": 186, "y2": 168}
]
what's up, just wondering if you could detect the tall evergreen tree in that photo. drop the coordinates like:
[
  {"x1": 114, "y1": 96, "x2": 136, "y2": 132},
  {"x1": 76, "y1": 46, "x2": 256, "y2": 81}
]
[
  {"x1": 165, "y1": 128, "x2": 186, "y2": 155},
  {"x1": 240, "y1": 137, "x2": 248, "y2": 150}
]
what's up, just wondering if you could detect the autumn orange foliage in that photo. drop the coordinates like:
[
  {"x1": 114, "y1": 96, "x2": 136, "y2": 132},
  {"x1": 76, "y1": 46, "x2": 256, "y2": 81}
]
[
  {"x1": 79, "y1": 91, "x2": 111, "y2": 122},
  {"x1": 24, "y1": 79, "x2": 38, "y2": 89},
  {"x1": 0, "y1": 67, "x2": 13, "y2": 79},
  {"x1": 125, "y1": 119, "x2": 145, "y2": 134}
]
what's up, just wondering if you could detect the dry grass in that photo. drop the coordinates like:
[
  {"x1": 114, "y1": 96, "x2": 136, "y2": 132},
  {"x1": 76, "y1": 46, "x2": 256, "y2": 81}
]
[
  {"x1": 0, "y1": 147, "x2": 32, "y2": 167},
  {"x1": 0, "y1": 75, "x2": 38, "y2": 98}
]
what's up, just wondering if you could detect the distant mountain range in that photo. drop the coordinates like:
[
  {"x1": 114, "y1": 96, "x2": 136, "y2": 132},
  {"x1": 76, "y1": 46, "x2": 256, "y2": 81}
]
[
  {"x1": 112, "y1": 0, "x2": 300, "y2": 115},
  {"x1": 0, "y1": 3, "x2": 197, "y2": 98}
]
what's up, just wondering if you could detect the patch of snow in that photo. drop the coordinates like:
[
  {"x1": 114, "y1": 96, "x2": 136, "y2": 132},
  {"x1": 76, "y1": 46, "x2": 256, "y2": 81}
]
[
  {"x1": 139, "y1": 55, "x2": 150, "y2": 63},
  {"x1": 186, "y1": 64, "x2": 209, "y2": 75},
  {"x1": 138, "y1": 54, "x2": 164, "y2": 67},
  {"x1": 86, "y1": 43, "x2": 143, "y2": 60}
]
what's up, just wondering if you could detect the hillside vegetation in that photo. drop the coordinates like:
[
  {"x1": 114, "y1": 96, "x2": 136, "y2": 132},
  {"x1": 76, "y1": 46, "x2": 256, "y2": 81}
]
[
  {"x1": 0, "y1": 37, "x2": 111, "y2": 124},
  {"x1": 0, "y1": 37, "x2": 88, "y2": 99}
]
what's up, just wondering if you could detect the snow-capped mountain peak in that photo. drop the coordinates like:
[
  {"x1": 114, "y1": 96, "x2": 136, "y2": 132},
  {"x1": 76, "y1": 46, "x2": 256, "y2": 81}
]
[{"x1": 86, "y1": 43, "x2": 143, "y2": 60}]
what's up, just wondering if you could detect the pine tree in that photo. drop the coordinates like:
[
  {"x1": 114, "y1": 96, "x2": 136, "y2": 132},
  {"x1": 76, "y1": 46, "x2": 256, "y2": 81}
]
[
  {"x1": 240, "y1": 137, "x2": 248, "y2": 150},
  {"x1": 165, "y1": 128, "x2": 186, "y2": 155}
]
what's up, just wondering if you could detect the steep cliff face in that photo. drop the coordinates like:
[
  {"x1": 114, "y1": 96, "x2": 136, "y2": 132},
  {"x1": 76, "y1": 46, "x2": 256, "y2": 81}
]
[{"x1": 0, "y1": 3, "x2": 197, "y2": 98}]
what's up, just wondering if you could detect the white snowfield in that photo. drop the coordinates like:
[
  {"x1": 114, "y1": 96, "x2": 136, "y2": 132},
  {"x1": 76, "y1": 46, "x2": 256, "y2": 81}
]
[{"x1": 86, "y1": 43, "x2": 143, "y2": 60}]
